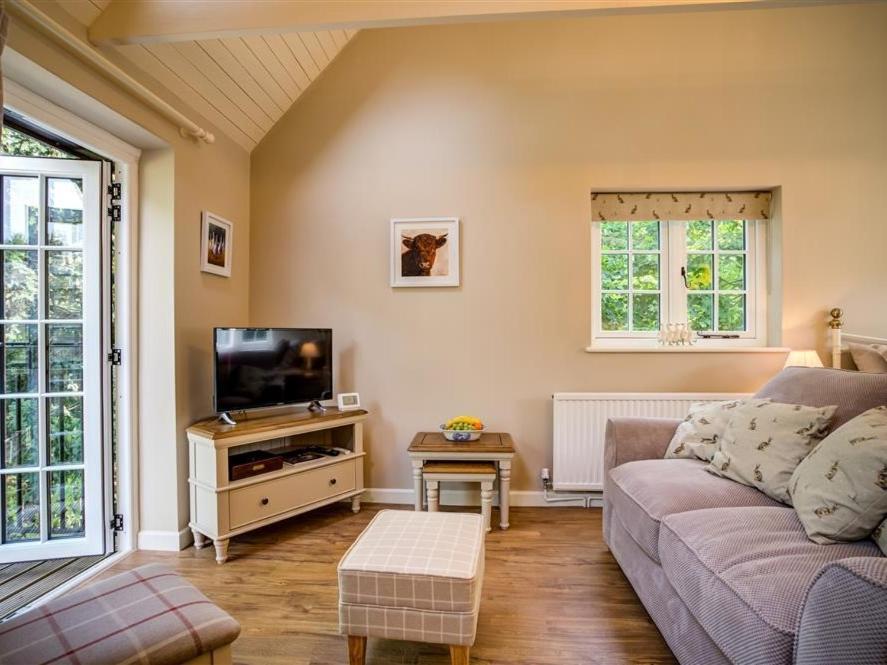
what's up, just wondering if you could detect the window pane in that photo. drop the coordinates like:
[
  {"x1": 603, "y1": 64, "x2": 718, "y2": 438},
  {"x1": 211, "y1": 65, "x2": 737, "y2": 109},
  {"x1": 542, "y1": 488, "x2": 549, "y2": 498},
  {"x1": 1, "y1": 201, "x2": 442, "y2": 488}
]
[
  {"x1": 717, "y1": 220, "x2": 745, "y2": 250},
  {"x1": 601, "y1": 254, "x2": 628, "y2": 290},
  {"x1": 688, "y1": 293, "x2": 713, "y2": 331},
  {"x1": 631, "y1": 221, "x2": 659, "y2": 250},
  {"x1": 2, "y1": 398, "x2": 38, "y2": 468},
  {"x1": 50, "y1": 469, "x2": 85, "y2": 539},
  {"x1": 686, "y1": 221, "x2": 713, "y2": 250},
  {"x1": 2, "y1": 177, "x2": 38, "y2": 245},
  {"x1": 47, "y1": 250, "x2": 83, "y2": 319},
  {"x1": 47, "y1": 325, "x2": 82, "y2": 393},
  {"x1": 686, "y1": 254, "x2": 713, "y2": 290},
  {"x1": 718, "y1": 254, "x2": 746, "y2": 291},
  {"x1": 632, "y1": 294, "x2": 659, "y2": 331},
  {"x1": 2, "y1": 250, "x2": 38, "y2": 319},
  {"x1": 719, "y1": 294, "x2": 746, "y2": 331},
  {"x1": 600, "y1": 222, "x2": 628, "y2": 250},
  {"x1": 47, "y1": 178, "x2": 84, "y2": 247},
  {"x1": 48, "y1": 396, "x2": 83, "y2": 465},
  {"x1": 632, "y1": 254, "x2": 659, "y2": 290},
  {"x1": 2, "y1": 472, "x2": 39, "y2": 542},
  {"x1": 601, "y1": 294, "x2": 628, "y2": 331},
  {"x1": 2, "y1": 324, "x2": 38, "y2": 394}
]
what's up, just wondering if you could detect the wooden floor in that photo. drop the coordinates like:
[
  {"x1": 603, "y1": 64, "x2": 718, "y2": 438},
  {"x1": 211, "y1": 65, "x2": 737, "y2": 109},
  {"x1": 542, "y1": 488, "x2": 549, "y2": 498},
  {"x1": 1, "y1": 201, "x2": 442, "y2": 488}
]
[{"x1": 101, "y1": 504, "x2": 676, "y2": 665}]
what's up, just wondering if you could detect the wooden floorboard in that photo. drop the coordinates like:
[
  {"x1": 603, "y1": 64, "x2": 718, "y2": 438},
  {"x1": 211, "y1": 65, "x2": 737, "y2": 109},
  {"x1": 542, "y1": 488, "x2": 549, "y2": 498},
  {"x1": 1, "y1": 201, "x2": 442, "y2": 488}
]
[
  {"x1": 0, "y1": 554, "x2": 108, "y2": 619},
  {"x1": 100, "y1": 504, "x2": 676, "y2": 665}
]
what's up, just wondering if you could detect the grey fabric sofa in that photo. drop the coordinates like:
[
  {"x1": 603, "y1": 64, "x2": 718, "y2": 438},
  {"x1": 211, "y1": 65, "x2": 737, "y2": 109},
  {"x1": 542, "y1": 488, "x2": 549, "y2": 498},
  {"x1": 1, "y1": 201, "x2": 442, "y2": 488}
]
[{"x1": 603, "y1": 367, "x2": 887, "y2": 665}]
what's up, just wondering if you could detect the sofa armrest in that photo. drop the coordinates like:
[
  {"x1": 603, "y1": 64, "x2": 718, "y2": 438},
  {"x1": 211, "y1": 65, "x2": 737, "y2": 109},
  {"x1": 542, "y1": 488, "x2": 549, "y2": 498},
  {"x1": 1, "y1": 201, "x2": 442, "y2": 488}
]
[
  {"x1": 602, "y1": 417, "x2": 680, "y2": 546},
  {"x1": 796, "y1": 556, "x2": 887, "y2": 665},
  {"x1": 603, "y1": 417, "x2": 680, "y2": 476}
]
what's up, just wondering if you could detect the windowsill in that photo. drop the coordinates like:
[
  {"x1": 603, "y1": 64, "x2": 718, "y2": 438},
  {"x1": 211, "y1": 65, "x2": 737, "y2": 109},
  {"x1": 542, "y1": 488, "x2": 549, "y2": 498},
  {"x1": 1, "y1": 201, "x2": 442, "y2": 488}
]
[{"x1": 585, "y1": 345, "x2": 790, "y2": 354}]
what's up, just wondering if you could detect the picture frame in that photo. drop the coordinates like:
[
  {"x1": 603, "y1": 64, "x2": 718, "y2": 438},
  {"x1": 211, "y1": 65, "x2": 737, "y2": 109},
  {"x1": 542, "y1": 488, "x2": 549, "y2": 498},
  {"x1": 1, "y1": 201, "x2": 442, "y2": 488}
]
[
  {"x1": 201, "y1": 211, "x2": 233, "y2": 277},
  {"x1": 390, "y1": 217, "x2": 460, "y2": 287},
  {"x1": 337, "y1": 392, "x2": 361, "y2": 411}
]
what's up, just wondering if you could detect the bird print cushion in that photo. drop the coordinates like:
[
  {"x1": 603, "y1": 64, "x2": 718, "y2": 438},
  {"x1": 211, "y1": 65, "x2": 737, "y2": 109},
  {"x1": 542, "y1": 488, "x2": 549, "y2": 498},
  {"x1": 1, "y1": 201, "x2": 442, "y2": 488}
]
[
  {"x1": 874, "y1": 518, "x2": 887, "y2": 556},
  {"x1": 789, "y1": 407, "x2": 887, "y2": 544},
  {"x1": 706, "y1": 401, "x2": 837, "y2": 504},
  {"x1": 665, "y1": 399, "x2": 769, "y2": 462}
]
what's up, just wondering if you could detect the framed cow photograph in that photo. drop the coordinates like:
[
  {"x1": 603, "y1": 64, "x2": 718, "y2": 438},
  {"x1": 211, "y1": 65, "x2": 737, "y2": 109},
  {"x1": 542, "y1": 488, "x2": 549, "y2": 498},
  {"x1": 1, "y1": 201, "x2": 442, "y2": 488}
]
[
  {"x1": 201, "y1": 211, "x2": 233, "y2": 277},
  {"x1": 390, "y1": 217, "x2": 460, "y2": 287}
]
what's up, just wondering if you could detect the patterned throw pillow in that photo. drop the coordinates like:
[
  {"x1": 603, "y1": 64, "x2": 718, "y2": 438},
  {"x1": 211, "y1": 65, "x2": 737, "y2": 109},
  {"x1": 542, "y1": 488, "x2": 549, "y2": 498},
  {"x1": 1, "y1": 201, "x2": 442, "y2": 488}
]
[
  {"x1": 789, "y1": 407, "x2": 887, "y2": 544},
  {"x1": 874, "y1": 518, "x2": 887, "y2": 556},
  {"x1": 706, "y1": 401, "x2": 837, "y2": 504},
  {"x1": 665, "y1": 399, "x2": 768, "y2": 462}
]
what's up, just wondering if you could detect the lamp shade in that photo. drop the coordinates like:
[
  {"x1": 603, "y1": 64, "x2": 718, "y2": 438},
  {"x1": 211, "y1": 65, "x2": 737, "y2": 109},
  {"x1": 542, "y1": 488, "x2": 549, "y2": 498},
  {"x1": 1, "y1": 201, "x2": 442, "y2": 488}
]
[{"x1": 784, "y1": 350, "x2": 824, "y2": 368}]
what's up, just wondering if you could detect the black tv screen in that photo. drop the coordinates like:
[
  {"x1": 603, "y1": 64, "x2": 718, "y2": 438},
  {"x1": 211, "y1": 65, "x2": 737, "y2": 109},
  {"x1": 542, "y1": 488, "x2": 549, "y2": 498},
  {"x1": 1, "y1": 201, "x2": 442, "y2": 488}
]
[{"x1": 213, "y1": 328, "x2": 333, "y2": 413}]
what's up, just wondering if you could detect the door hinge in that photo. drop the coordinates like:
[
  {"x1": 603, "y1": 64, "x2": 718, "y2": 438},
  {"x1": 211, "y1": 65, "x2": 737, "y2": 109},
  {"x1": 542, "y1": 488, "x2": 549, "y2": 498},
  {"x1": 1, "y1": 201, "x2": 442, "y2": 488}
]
[
  {"x1": 108, "y1": 182, "x2": 122, "y2": 222},
  {"x1": 110, "y1": 514, "x2": 124, "y2": 531},
  {"x1": 107, "y1": 348, "x2": 122, "y2": 365}
]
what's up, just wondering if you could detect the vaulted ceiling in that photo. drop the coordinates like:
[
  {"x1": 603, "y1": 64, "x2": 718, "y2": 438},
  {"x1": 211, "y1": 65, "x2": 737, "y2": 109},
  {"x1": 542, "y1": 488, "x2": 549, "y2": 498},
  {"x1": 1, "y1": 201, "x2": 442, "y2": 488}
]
[
  {"x1": 36, "y1": 0, "x2": 835, "y2": 152},
  {"x1": 54, "y1": 0, "x2": 356, "y2": 151}
]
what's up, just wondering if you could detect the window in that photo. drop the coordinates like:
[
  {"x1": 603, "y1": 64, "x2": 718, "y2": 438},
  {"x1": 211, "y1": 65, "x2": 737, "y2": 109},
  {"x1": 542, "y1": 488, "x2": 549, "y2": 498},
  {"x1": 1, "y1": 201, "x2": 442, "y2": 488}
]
[
  {"x1": 593, "y1": 218, "x2": 765, "y2": 346},
  {"x1": 590, "y1": 192, "x2": 770, "y2": 347}
]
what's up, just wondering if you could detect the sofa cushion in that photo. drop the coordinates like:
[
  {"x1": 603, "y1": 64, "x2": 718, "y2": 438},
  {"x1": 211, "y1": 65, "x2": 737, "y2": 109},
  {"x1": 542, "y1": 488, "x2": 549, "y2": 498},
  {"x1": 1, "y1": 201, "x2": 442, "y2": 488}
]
[
  {"x1": 607, "y1": 459, "x2": 782, "y2": 562},
  {"x1": 659, "y1": 506, "x2": 881, "y2": 665},
  {"x1": 754, "y1": 366, "x2": 887, "y2": 429},
  {"x1": 664, "y1": 398, "x2": 767, "y2": 462}
]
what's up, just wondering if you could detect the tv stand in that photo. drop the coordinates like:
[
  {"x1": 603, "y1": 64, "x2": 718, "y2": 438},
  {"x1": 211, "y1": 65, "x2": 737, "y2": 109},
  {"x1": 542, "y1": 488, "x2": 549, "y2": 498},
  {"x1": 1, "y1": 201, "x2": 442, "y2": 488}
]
[{"x1": 187, "y1": 408, "x2": 368, "y2": 563}]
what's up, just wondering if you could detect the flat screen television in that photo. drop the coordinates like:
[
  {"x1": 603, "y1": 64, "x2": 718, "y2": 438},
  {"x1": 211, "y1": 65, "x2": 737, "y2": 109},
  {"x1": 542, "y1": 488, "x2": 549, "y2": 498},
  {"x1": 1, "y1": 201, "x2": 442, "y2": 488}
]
[{"x1": 213, "y1": 327, "x2": 333, "y2": 414}]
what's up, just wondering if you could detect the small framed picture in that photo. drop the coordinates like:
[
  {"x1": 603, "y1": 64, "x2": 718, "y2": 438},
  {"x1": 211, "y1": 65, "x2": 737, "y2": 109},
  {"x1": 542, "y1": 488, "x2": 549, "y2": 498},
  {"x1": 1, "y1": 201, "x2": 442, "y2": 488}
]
[
  {"x1": 201, "y1": 211, "x2": 233, "y2": 277},
  {"x1": 390, "y1": 217, "x2": 460, "y2": 287},
  {"x1": 337, "y1": 393, "x2": 361, "y2": 411}
]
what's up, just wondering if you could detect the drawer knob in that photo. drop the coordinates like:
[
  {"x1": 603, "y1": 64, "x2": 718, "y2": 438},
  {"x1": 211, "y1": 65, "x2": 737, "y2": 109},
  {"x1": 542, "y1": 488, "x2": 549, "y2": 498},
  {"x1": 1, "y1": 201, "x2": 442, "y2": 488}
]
[
  {"x1": 329, "y1": 478, "x2": 337, "y2": 486},
  {"x1": 260, "y1": 497, "x2": 269, "y2": 505}
]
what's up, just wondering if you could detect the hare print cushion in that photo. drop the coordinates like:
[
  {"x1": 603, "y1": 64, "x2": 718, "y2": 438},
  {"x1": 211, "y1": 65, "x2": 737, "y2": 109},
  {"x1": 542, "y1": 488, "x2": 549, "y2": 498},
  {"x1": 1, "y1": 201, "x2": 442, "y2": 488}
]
[
  {"x1": 790, "y1": 407, "x2": 887, "y2": 544},
  {"x1": 874, "y1": 518, "x2": 887, "y2": 556},
  {"x1": 665, "y1": 399, "x2": 769, "y2": 462},
  {"x1": 706, "y1": 401, "x2": 837, "y2": 504}
]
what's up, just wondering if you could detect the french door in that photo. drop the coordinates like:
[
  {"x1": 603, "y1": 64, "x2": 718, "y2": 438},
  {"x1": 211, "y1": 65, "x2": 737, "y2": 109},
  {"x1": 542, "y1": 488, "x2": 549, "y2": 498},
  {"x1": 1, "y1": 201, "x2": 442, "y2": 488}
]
[{"x1": 0, "y1": 156, "x2": 105, "y2": 562}]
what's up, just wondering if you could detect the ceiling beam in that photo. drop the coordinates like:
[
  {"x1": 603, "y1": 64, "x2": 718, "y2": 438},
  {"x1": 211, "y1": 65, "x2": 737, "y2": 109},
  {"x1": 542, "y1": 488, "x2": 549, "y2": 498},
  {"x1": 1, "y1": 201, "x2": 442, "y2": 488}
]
[{"x1": 88, "y1": 0, "x2": 788, "y2": 46}]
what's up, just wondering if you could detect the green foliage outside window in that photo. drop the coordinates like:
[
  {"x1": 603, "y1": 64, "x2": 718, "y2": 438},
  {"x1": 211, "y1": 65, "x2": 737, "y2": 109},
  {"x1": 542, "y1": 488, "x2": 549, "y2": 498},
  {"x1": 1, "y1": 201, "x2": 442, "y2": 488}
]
[{"x1": 1, "y1": 126, "x2": 70, "y2": 159}]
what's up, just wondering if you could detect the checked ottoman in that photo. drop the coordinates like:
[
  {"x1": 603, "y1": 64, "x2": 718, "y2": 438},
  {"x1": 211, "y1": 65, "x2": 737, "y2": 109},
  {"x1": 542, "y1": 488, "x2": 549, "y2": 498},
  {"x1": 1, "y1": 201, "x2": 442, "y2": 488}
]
[{"x1": 338, "y1": 510, "x2": 485, "y2": 665}]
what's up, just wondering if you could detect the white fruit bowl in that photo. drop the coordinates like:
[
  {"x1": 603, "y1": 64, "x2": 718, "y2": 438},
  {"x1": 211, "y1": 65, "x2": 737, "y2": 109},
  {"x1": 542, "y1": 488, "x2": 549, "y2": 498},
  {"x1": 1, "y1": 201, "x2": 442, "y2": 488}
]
[{"x1": 439, "y1": 426, "x2": 484, "y2": 442}]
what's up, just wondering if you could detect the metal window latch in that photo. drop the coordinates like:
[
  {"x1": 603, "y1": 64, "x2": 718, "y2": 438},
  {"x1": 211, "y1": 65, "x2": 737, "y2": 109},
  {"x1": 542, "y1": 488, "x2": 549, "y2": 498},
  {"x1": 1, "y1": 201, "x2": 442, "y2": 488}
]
[
  {"x1": 110, "y1": 514, "x2": 124, "y2": 531},
  {"x1": 107, "y1": 348, "x2": 122, "y2": 365},
  {"x1": 680, "y1": 266, "x2": 690, "y2": 288}
]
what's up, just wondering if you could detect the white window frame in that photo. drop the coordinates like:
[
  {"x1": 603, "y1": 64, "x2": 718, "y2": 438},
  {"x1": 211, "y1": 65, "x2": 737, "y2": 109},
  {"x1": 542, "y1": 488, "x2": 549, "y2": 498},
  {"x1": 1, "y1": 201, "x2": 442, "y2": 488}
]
[{"x1": 591, "y1": 219, "x2": 767, "y2": 348}]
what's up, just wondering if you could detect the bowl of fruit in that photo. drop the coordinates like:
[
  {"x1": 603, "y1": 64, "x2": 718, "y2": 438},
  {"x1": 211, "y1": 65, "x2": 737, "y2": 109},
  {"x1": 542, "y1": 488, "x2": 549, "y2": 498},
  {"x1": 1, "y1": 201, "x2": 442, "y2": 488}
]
[{"x1": 440, "y1": 416, "x2": 485, "y2": 442}]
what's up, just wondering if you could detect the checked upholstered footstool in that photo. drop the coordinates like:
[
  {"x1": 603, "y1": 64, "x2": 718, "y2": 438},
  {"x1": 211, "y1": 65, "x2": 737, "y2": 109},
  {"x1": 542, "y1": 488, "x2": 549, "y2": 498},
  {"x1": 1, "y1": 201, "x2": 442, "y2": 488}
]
[{"x1": 338, "y1": 510, "x2": 485, "y2": 665}]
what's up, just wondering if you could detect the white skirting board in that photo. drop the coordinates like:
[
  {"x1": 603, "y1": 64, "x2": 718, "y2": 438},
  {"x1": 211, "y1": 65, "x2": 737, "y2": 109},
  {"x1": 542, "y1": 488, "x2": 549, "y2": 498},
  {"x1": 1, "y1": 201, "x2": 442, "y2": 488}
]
[
  {"x1": 137, "y1": 526, "x2": 193, "y2": 551},
  {"x1": 360, "y1": 488, "x2": 601, "y2": 508}
]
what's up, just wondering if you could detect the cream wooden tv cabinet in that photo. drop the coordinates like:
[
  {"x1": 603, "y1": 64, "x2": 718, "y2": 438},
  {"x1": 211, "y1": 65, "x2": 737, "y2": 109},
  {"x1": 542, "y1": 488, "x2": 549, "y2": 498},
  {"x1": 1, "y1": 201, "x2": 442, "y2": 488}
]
[{"x1": 187, "y1": 408, "x2": 368, "y2": 563}]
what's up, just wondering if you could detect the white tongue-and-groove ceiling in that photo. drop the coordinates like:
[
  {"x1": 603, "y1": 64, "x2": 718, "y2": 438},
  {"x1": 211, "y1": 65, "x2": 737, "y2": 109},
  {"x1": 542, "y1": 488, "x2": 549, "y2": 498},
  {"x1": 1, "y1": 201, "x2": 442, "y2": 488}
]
[{"x1": 56, "y1": 0, "x2": 356, "y2": 151}]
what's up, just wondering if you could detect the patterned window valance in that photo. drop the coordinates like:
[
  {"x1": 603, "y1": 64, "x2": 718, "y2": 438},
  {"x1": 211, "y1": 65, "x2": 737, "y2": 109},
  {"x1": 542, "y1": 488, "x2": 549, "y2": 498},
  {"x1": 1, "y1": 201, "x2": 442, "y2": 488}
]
[{"x1": 591, "y1": 191, "x2": 772, "y2": 222}]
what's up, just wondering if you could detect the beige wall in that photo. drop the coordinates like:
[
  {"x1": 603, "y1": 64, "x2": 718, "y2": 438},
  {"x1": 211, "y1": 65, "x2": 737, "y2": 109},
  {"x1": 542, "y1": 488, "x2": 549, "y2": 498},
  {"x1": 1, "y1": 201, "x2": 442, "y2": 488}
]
[
  {"x1": 7, "y1": 15, "x2": 251, "y2": 541},
  {"x1": 250, "y1": 3, "x2": 887, "y2": 492}
]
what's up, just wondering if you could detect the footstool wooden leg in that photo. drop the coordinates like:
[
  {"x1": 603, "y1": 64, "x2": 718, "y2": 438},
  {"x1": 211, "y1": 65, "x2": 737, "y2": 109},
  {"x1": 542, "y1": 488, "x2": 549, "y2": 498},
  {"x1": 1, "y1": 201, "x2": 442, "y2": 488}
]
[
  {"x1": 480, "y1": 480, "x2": 493, "y2": 532},
  {"x1": 449, "y1": 645, "x2": 470, "y2": 665},
  {"x1": 347, "y1": 635, "x2": 367, "y2": 665},
  {"x1": 427, "y1": 480, "x2": 440, "y2": 512}
]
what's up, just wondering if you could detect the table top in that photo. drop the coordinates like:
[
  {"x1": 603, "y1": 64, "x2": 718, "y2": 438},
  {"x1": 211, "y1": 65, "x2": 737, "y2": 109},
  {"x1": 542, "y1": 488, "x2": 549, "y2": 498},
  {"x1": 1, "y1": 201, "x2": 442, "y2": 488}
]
[{"x1": 408, "y1": 431, "x2": 515, "y2": 455}]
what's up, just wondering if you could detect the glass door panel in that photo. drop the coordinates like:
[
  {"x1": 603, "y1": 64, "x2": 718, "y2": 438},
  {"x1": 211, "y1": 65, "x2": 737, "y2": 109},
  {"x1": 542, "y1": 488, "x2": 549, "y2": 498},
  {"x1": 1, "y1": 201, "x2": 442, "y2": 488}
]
[{"x1": 0, "y1": 157, "x2": 102, "y2": 561}]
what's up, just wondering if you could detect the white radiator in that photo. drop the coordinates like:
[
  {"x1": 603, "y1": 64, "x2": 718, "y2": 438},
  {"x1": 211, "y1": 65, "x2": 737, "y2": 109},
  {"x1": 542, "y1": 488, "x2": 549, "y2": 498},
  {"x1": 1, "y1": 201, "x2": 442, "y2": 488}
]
[{"x1": 552, "y1": 392, "x2": 750, "y2": 491}]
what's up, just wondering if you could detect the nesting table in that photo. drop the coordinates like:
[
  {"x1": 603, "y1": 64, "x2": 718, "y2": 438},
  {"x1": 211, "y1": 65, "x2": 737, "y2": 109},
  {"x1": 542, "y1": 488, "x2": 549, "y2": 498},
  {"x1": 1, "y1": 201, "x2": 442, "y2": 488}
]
[{"x1": 407, "y1": 431, "x2": 516, "y2": 530}]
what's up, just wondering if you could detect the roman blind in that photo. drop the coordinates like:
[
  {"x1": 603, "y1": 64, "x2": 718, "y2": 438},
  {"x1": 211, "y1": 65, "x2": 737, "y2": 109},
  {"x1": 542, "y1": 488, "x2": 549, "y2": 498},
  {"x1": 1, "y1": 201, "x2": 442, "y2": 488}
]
[{"x1": 591, "y1": 191, "x2": 772, "y2": 221}]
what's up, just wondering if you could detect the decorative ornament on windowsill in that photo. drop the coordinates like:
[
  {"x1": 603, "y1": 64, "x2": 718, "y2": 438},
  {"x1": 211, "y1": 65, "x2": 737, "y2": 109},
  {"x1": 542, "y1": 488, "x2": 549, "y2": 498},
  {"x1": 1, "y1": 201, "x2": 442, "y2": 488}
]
[
  {"x1": 784, "y1": 349, "x2": 824, "y2": 369},
  {"x1": 659, "y1": 323, "x2": 695, "y2": 346}
]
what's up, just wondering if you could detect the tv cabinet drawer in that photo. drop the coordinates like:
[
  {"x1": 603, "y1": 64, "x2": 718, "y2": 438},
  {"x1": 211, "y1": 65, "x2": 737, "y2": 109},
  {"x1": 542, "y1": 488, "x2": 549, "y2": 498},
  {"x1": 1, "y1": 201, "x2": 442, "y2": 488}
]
[{"x1": 229, "y1": 459, "x2": 357, "y2": 529}]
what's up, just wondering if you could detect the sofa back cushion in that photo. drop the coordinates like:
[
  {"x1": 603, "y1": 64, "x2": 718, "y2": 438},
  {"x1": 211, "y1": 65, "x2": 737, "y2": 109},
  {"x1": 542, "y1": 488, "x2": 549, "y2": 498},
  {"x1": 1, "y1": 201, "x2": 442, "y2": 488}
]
[{"x1": 754, "y1": 367, "x2": 887, "y2": 429}]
